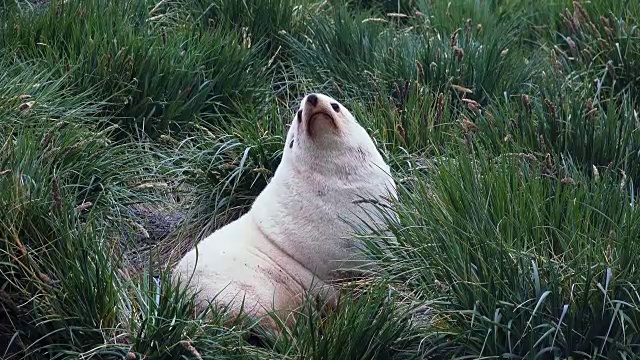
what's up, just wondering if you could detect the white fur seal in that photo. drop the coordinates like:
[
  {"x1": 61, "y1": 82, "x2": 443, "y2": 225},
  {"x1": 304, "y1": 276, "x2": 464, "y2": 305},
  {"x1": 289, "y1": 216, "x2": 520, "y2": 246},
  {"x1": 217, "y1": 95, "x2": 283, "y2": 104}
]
[{"x1": 172, "y1": 93, "x2": 396, "y2": 328}]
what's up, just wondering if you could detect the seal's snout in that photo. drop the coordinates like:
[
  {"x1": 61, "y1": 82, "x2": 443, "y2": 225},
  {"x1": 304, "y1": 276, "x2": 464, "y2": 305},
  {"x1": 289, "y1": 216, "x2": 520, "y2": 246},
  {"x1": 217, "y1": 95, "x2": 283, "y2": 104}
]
[
  {"x1": 299, "y1": 93, "x2": 344, "y2": 138},
  {"x1": 306, "y1": 94, "x2": 318, "y2": 107}
]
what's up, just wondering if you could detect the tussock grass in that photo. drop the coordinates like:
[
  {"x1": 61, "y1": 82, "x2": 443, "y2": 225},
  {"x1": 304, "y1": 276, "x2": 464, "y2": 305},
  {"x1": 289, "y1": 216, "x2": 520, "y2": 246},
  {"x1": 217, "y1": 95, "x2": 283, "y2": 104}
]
[
  {"x1": 155, "y1": 102, "x2": 288, "y2": 248},
  {"x1": 363, "y1": 146, "x2": 640, "y2": 357},
  {"x1": 285, "y1": 6, "x2": 533, "y2": 104},
  {"x1": 0, "y1": 56, "x2": 255, "y2": 359},
  {"x1": 260, "y1": 281, "x2": 431, "y2": 359},
  {"x1": 475, "y1": 81, "x2": 640, "y2": 184},
  {"x1": 2, "y1": 0, "x2": 272, "y2": 136},
  {"x1": 2, "y1": 0, "x2": 640, "y2": 358}
]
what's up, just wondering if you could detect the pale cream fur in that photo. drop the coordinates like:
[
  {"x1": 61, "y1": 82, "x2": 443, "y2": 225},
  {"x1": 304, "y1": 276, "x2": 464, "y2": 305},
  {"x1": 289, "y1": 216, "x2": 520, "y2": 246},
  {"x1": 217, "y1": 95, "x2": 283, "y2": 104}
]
[{"x1": 172, "y1": 93, "x2": 396, "y2": 328}]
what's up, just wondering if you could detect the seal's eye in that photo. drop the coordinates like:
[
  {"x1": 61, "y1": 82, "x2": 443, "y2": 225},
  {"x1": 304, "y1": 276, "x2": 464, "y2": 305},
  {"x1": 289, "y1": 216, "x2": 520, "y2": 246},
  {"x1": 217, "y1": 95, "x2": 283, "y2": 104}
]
[
  {"x1": 330, "y1": 103, "x2": 340, "y2": 112},
  {"x1": 297, "y1": 110, "x2": 302, "y2": 123}
]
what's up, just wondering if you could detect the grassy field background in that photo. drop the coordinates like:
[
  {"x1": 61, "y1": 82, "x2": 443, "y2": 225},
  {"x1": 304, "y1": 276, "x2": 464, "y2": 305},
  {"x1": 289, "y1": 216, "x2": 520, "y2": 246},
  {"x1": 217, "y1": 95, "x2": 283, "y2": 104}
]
[{"x1": 1, "y1": 0, "x2": 640, "y2": 358}]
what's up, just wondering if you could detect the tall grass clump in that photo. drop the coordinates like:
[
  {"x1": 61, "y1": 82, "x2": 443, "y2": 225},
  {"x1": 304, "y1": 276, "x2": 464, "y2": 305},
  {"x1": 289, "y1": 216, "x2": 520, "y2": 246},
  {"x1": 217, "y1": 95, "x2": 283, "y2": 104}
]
[
  {"x1": 473, "y1": 79, "x2": 640, "y2": 187},
  {"x1": 1, "y1": 0, "x2": 271, "y2": 136},
  {"x1": 0, "y1": 57, "x2": 258, "y2": 359},
  {"x1": 0, "y1": 57, "x2": 139, "y2": 357},
  {"x1": 156, "y1": 101, "x2": 290, "y2": 249},
  {"x1": 286, "y1": 5, "x2": 535, "y2": 107},
  {"x1": 363, "y1": 147, "x2": 640, "y2": 357},
  {"x1": 551, "y1": 0, "x2": 640, "y2": 102},
  {"x1": 257, "y1": 281, "x2": 431, "y2": 359},
  {"x1": 190, "y1": 0, "x2": 315, "y2": 59},
  {"x1": 335, "y1": 0, "x2": 418, "y2": 15}
]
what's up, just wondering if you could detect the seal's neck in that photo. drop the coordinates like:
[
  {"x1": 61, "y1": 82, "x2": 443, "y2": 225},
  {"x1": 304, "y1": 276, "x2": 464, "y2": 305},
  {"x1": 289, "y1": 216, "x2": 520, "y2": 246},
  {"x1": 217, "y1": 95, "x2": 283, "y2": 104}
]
[
  {"x1": 249, "y1": 141, "x2": 394, "y2": 277},
  {"x1": 286, "y1": 133, "x2": 388, "y2": 182}
]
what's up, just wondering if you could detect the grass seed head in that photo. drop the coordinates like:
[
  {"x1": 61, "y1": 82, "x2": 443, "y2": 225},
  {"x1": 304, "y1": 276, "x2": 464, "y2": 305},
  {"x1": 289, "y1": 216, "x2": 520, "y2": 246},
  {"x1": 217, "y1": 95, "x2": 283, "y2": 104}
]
[
  {"x1": 561, "y1": 176, "x2": 576, "y2": 185},
  {"x1": 18, "y1": 100, "x2": 35, "y2": 113},
  {"x1": 461, "y1": 117, "x2": 479, "y2": 133},
  {"x1": 180, "y1": 341, "x2": 203, "y2": 360},
  {"x1": 74, "y1": 202, "x2": 93, "y2": 212},
  {"x1": 544, "y1": 99, "x2": 557, "y2": 119},
  {"x1": 522, "y1": 94, "x2": 531, "y2": 112},
  {"x1": 451, "y1": 28, "x2": 460, "y2": 47},
  {"x1": 52, "y1": 176, "x2": 62, "y2": 212},
  {"x1": 453, "y1": 46, "x2": 464, "y2": 62},
  {"x1": 415, "y1": 60, "x2": 424, "y2": 79}
]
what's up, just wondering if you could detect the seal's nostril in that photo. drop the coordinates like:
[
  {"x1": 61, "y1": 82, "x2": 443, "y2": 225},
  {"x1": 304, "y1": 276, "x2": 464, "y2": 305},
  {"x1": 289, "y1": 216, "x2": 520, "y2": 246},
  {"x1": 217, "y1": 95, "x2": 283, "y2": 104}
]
[{"x1": 306, "y1": 94, "x2": 318, "y2": 107}]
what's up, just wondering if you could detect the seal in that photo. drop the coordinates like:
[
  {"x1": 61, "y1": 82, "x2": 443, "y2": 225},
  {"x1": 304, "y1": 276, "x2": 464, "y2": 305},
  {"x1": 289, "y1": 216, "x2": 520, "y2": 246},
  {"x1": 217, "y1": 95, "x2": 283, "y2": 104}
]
[{"x1": 172, "y1": 93, "x2": 397, "y2": 329}]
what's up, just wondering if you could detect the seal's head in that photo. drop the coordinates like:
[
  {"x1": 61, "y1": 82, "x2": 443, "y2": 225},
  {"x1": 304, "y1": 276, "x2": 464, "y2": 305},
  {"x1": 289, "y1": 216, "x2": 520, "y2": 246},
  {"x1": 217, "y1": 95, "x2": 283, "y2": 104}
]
[{"x1": 283, "y1": 93, "x2": 383, "y2": 173}]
